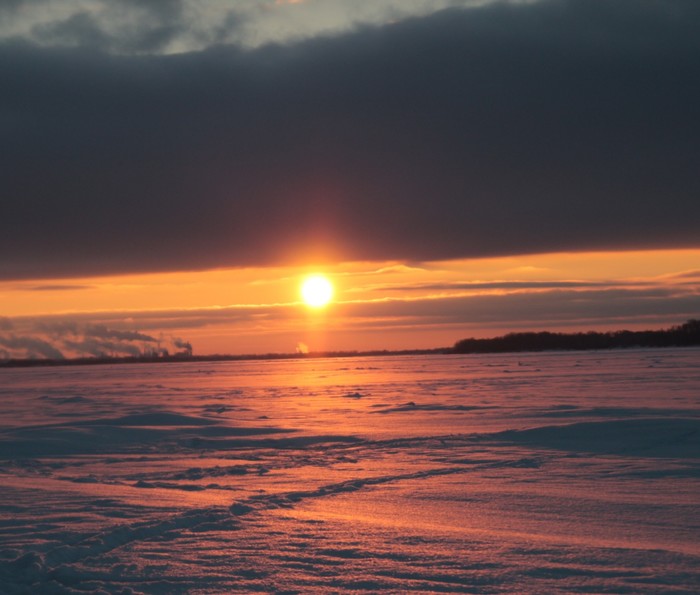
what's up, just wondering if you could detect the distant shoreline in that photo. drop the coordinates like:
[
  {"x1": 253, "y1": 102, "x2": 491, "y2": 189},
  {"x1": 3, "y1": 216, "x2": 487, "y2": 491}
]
[
  {"x1": 1, "y1": 320, "x2": 698, "y2": 369},
  {"x1": 452, "y1": 319, "x2": 700, "y2": 355},
  {"x1": 0, "y1": 348, "x2": 450, "y2": 369}
]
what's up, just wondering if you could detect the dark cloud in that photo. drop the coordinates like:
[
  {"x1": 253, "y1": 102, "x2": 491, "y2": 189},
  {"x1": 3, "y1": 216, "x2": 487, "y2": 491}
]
[
  {"x1": 19, "y1": 1, "x2": 186, "y2": 54},
  {"x1": 31, "y1": 11, "x2": 112, "y2": 51},
  {"x1": 0, "y1": 0, "x2": 26, "y2": 13},
  {"x1": 28, "y1": 284, "x2": 94, "y2": 291},
  {"x1": 2, "y1": 0, "x2": 700, "y2": 280},
  {"x1": 374, "y1": 280, "x2": 616, "y2": 291},
  {"x1": 121, "y1": 0, "x2": 184, "y2": 22},
  {"x1": 336, "y1": 288, "x2": 700, "y2": 328},
  {"x1": 15, "y1": 285, "x2": 698, "y2": 334},
  {"x1": 670, "y1": 270, "x2": 700, "y2": 279}
]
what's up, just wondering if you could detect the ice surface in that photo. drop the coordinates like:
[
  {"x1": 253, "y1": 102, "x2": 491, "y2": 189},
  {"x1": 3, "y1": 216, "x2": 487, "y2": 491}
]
[{"x1": 1, "y1": 348, "x2": 699, "y2": 593}]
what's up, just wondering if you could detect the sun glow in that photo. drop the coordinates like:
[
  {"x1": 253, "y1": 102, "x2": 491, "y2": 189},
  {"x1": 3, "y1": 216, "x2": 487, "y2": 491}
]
[{"x1": 301, "y1": 274, "x2": 334, "y2": 308}]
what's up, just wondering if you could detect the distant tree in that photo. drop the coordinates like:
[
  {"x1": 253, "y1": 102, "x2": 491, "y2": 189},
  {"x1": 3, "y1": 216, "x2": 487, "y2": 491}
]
[{"x1": 453, "y1": 320, "x2": 700, "y2": 354}]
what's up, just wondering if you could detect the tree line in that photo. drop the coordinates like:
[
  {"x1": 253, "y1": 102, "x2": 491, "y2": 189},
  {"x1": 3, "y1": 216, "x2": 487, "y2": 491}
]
[{"x1": 452, "y1": 320, "x2": 700, "y2": 354}]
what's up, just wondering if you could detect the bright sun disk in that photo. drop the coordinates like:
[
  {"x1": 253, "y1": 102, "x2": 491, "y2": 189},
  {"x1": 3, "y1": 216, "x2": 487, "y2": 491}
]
[{"x1": 301, "y1": 274, "x2": 334, "y2": 308}]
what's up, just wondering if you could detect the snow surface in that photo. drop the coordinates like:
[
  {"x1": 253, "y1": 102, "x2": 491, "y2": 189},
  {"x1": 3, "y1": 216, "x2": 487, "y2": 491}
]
[{"x1": 1, "y1": 348, "x2": 699, "y2": 593}]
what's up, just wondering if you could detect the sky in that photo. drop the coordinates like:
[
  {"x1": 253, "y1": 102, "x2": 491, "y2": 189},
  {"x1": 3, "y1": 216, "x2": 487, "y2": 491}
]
[{"x1": 1, "y1": 0, "x2": 700, "y2": 359}]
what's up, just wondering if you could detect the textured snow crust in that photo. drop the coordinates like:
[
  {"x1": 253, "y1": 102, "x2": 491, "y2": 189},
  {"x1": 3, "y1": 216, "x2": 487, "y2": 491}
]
[{"x1": 1, "y1": 348, "x2": 699, "y2": 593}]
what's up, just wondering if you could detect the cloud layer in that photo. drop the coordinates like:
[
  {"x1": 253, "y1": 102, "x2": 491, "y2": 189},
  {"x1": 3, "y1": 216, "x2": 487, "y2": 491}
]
[
  {"x1": 3, "y1": 267, "x2": 698, "y2": 357},
  {"x1": 0, "y1": 0, "x2": 482, "y2": 54},
  {"x1": 2, "y1": 0, "x2": 700, "y2": 280}
]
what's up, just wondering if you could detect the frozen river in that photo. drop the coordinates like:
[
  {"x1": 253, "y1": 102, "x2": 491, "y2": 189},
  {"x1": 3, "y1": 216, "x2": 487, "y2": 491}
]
[{"x1": 1, "y1": 348, "x2": 699, "y2": 593}]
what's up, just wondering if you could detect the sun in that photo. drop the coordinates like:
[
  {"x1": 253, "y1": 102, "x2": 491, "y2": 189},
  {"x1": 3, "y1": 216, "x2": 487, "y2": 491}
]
[{"x1": 300, "y1": 274, "x2": 334, "y2": 308}]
